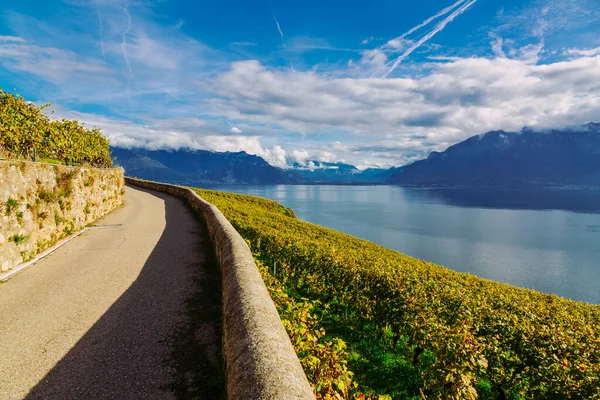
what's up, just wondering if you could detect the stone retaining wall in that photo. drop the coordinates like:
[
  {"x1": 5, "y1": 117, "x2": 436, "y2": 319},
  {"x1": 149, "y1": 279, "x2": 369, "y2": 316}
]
[
  {"x1": 0, "y1": 160, "x2": 124, "y2": 272},
  {"x1": 125, "y1": 178, "x2": 314, "y2": 400}
]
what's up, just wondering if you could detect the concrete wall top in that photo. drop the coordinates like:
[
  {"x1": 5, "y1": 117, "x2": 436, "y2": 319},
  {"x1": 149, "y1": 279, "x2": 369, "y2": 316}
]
[{"x1": 125, "y1": 178, "x2": 314, "y2": 400}]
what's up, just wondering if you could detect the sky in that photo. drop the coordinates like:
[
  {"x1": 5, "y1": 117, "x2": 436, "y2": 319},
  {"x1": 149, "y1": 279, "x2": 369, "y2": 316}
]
[{"x1": 1, "y1": 0, "x2": 599, "y2": 169}]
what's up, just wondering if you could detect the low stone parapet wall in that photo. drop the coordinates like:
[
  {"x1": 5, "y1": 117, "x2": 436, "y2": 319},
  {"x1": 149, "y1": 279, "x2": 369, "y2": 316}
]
[
  {"x1": 125, "y1": 177, "x2": 314, "y2": 400},
  {"x1": 0, "y1": 160, "x2": 124, "y2": 272}
]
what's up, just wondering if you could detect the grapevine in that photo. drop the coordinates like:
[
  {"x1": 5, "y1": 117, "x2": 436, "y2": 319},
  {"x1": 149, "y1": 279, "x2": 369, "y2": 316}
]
[
  {"x1": 195, "y1": 188, "x2": 600, "y2": 399},
  {"x1": 0, "y1": 89, "x2": 112, "y2": 167}
]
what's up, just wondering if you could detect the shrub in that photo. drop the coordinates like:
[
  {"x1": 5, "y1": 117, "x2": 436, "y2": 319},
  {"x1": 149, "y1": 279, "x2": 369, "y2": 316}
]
[
  {"x1": 0, "y1": 89, "x2": 112, "y2": 167},
  {"x1": 11, "y1": 234, "x2": 27, "y2": 245},
  {"x1": 256, "y1": 258, "x2": 355, "y2": 399},
  {"x1": 5, "y1": 197, "x2": 18, "y2": 215}
]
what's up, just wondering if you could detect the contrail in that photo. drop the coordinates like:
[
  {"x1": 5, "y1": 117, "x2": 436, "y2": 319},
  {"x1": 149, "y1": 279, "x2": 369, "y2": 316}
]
[
  {"x1": 270, "y1": 1, "x2": 291, "y2": 70},
  {"x1": 121, "y1": 0, "x2": 133, "y2": 99},
  {"x1": 121, "y1": 0, "x2": 132, "y2": 74},
  {"x1": 394, "y1": 0, "x2": 468, "y2": 41},
  {"x1": 95, "y1": 0, "x2": 105, "y2": 60},
  {"x1": 383, "y1": 0, "x2": 478, "y2": 78},
  {"x1": 95, "y1": 0, "x2": 113, "y2": 110},
  {"x1": 272, "y1": 13, "x2": 286, "y2": 48}
]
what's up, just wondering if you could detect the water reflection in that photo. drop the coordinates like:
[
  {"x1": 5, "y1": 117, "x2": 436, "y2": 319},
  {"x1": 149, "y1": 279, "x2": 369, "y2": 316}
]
[
  {"x1": 402, "y1": 188, "x2": 600, "y2": 213},
  {"x1": 201, "y1": 184, "x2": 600, "y2": 303}
]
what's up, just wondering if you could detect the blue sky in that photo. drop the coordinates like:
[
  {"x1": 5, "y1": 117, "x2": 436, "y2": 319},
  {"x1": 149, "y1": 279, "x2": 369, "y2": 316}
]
[{"x1": 1, "y1": 0, "x2": 599, "y2": 168}]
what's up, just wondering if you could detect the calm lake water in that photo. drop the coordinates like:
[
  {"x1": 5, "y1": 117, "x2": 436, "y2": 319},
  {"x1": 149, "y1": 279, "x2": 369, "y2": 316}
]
[{"x1": 204, "y1": 185, "x2": 600, "y2": 304}]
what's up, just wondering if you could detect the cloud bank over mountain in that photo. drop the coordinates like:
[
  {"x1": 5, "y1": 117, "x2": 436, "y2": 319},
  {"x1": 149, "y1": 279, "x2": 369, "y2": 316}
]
[{"x1": 1, "y1": 0, "x2": 599, "y2": 168}]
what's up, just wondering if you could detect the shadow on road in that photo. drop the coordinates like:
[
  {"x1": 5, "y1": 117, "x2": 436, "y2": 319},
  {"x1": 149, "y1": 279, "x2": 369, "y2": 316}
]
[{"x1": 26, "y1": 187, "x2": 225, "y2": 400}]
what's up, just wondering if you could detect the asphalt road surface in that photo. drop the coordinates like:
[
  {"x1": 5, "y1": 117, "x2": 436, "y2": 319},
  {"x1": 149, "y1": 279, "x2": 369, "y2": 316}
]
[{"x1": 0, "y1": 185, "x2": 224, "y2": 399}]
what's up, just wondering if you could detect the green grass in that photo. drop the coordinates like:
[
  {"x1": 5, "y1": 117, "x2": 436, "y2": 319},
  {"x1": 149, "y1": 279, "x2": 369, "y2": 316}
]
[
  {"x1": 64, "y1": 223, "x2": 74, "y2": 235},
  {"x1": 276, "y1": 266, "x2": 426, "y2": 399},
  {"x1": 37, "y1": 189, "x2": 57, "y2": 203},
  {"x1": 54, "y1": 213, "x2": 65, "y2": 226},
  {"x1": 5, "y1": 197, "x2": 18, "y2": 215},
  {"x1": 40, "y1": 157, "x2": 64, "y2": 165},
  {"x1": 11, "y1": 234, "x2": 27, "y2": 245}
]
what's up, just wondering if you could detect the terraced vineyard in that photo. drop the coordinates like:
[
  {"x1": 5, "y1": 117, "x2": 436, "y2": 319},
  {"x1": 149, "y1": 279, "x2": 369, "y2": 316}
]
[
  {"x1": 0, "y1": 89, "x2": 111, "y2": 167},
  {"x1": 195, "y1": 188, "x2": 600, "y2": 400}
]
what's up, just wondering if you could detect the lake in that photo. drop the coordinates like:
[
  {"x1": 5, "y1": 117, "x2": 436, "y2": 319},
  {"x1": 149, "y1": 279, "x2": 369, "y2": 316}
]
[{"x1": 203, "y1": 185, "x2": 600, "y2": 304}]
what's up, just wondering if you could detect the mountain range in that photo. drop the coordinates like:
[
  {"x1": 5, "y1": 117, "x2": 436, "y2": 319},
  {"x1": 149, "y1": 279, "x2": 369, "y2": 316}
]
[
  {"x1": 111, "y1": 147, "x2": 396, "y2": 185},
  {"x1": 387, "y1": 123, "x2": 600, "y2": 188},
  {"x1": 292, "y1": 161, "x2": 398, "y2": 183},
  {"x1": 112, "y1": 123, "x2": 600, "y2": 187},
  {"x1": 110, "y1": 147, "x2": 303, "y2": 185}
]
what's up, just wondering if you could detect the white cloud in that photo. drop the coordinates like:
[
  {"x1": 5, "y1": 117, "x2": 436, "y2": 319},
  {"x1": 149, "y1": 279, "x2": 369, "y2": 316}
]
[
  {"x1": 211, "y1": 53, "x2": 600, "y2": 165},
  {"x1": 385, "y1": 38, "x2": 414, "y2": 52},
  {"x1": 0, "y1": 39, "x2": 114, "y2": 84},
  {"x1": 489, "y1": 33, "x2": 505, "y2": 58},
  {"x1": 492, "y1": 0, "x2": 600, "y2": 49},
  {"x1": 0, "y1": 35, "x2": 26, "y2": 43},
  {"x1": 516, "y1": 41, "x2": 544, "y2": 64},
  {"x1": 567, "y1": 47, "x2": 600, "y2": 57},
  {"x1": 359, "y1": 48, "x2": 388, "y2": 72},
  {"x1": 231, "y1": 42, "x2": 257, "y2": 46},
  {"x1": 1, "y1": 7, "x2": 214, "y2": 119},
  {"x1": 38, "y1": 46, "x2": 600, "y2": 168},
  {"x1": 263, "y1": 145, "x2": 287, "y2": 168},
  {"x1": 291, "y1": 149, "x2": 310, "y2": 164},
  {"x1": 49, "y1": 108, "x2": 295, "y2": 168},
  {"x1": 3, "y1": 0, "x2": 600, "y2": 169}
]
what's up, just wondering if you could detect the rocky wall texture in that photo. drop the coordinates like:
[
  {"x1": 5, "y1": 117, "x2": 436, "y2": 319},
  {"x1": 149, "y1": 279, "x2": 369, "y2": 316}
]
[
  {"x1": 125, "y1": 178, "x2": 314, "y2": 400},
  {"x1": 0, "y1": 160, "x2": 124, "y2": 272}
]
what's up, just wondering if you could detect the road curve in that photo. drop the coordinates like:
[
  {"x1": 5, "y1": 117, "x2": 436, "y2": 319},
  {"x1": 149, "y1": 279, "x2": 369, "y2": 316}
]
[{"x1": 0, "y1": 186, "x2": 224, "y2": 399}]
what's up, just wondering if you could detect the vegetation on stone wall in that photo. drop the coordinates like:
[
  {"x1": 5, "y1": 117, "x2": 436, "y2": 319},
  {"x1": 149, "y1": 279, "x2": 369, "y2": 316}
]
[
  {"x1": 1, "y1": 161, "x2": 123, "y2": 272},
  {"x1": 195, "y1": 188, "x2": 600, "y2": 400},
  {"x1": 0, "y1": 89, "x2": 112, "y2": 167}
]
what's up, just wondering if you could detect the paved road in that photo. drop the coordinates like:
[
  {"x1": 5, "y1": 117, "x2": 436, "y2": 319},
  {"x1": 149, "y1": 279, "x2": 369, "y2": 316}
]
[{"x1": 0, "y1": 186, "x2": 224, "y2": 399}]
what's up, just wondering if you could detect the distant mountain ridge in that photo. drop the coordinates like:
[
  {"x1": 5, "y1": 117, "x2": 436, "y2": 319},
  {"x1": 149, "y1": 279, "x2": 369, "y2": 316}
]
[
  {"x1": 387, "y1": 123, "x2": 600, "y2": 188},
  {"x1": 292, "y1": 160, "x2": 398, "y2": 183},
  {"x1": 111, "y1": 147, "x2": 304, "y2": 185},
  {"x1": 113, "y1": 123, "x2": 600, "y2": 187},
  {"x1": 112, "y1": 147, "x2": 399, "y2": 185}
]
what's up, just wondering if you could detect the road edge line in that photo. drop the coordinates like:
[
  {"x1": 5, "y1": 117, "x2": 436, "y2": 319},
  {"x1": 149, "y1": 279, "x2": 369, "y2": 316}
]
[{"x1": 0, "y1": 228, "x2": 90, "y2": 282}]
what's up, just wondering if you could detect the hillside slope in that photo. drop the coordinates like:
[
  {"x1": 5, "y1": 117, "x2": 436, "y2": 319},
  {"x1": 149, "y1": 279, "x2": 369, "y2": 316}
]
[
  {"x1": 387, "y1": 123, "x2": 600, "y2": 187},
  {"x1": 196, "y1": 187, "x2": 600, "y2": 399}
]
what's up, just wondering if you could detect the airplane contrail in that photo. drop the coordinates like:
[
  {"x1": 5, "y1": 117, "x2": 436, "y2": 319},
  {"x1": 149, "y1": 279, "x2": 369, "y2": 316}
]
[
  {"x1": 121, "y1": 0, "x2": 132, "y2": 74},
  {"x1": 395, "y1": 0, "x2": 468, "y2": 41},
  {"x1": 383, "y1": 0, "x2": 478, "y2": 78},
  {"x1": 272, "y1": 13, "x2": 286, "y2": 48},
  {"x1": 95, "y1": 0, "x2": 105, "y2": 60},
  {"x1": 121, "y1": 0, "x2": 133, "y2": 100}
]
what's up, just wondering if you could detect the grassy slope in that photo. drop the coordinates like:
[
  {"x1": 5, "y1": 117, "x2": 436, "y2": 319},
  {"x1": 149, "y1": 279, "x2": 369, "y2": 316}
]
[{"x1": 194, "y1": 188, "x2": 600, "y2": 400}]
